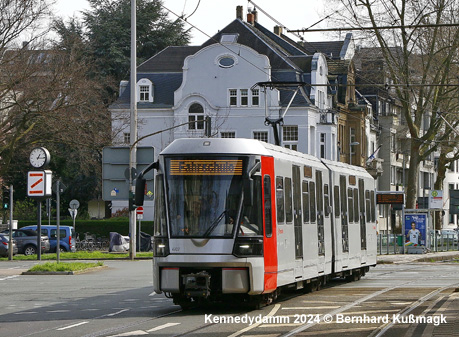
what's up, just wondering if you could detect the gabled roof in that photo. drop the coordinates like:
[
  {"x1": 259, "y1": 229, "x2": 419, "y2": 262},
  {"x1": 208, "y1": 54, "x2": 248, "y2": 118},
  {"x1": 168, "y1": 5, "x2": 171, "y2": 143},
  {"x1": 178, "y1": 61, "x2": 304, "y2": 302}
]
[
  {"x1": 137, "y1": 46, "x2": 201, "y2": 73},
  {"x1": 202, "y1": 19, "x2": 305, "y2": 71},
  {"x1": 111, "y1": 18, "x2": 320, "y2": 110}
]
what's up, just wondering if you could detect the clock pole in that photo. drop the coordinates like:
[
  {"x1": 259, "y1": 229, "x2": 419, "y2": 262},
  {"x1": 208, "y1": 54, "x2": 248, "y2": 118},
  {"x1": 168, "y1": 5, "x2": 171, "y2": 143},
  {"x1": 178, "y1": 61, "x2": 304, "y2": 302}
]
[{"x1": 27, "y1": 147, "x2": 52, "y2": 261}]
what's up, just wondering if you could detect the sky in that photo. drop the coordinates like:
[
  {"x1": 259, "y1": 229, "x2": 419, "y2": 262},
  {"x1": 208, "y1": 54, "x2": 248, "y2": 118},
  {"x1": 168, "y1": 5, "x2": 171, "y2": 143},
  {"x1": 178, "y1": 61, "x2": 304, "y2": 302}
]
[{"x1": 53, "y1": 0, "x2": 329, "y2": 45}]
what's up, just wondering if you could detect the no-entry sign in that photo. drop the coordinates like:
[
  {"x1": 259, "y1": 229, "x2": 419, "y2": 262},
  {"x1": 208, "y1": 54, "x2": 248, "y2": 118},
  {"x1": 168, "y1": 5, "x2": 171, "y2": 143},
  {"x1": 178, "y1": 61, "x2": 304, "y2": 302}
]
[{"x1": 136, "y1": 206, "x2": 144, "y2": 220}]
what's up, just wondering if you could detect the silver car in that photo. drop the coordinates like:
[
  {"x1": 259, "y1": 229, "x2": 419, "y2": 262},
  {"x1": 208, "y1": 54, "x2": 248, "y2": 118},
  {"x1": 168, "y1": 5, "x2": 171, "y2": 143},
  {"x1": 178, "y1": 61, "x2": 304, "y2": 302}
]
[
  {"x1": 0, "y1": 233, "x2": 18, "y2": 257},
  {"x1": 1, "y1": 229, "x2": 50, "y2": 255}
]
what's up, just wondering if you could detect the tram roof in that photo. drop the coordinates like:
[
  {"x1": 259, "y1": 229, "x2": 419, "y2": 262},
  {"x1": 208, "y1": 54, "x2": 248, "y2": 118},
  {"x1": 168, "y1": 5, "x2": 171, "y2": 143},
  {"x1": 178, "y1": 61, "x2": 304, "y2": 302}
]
[{"x1": 160, "y1": 138, "x2": 272, "y2": 156}]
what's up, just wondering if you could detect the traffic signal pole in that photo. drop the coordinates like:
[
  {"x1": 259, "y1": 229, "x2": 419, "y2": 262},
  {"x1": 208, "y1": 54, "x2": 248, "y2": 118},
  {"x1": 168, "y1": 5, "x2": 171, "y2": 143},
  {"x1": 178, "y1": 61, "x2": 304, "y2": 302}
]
[
  {"x1": 8, "y1": 185, "x2": 13, "y2": 261},
  {"x1": 129, "y1": 0, "x2": 137, "y2": 260}
]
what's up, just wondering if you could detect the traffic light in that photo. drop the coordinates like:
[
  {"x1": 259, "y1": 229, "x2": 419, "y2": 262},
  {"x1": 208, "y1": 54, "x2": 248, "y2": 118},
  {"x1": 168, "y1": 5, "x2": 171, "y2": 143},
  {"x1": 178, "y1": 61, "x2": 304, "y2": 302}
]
[
  {"x1": 2, "y1": 187, "x2": 9, "y2": 209},
  {"x1": 128, "y1": 191, "x2": 137, "y2": 211}
]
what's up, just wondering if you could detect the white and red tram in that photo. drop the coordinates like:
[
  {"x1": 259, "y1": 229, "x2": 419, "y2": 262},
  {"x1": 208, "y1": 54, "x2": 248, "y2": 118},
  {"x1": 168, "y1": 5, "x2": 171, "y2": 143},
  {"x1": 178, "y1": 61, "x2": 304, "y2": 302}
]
[{"x1": 136, "y1": 138, "x2": 377, "y2": 308}]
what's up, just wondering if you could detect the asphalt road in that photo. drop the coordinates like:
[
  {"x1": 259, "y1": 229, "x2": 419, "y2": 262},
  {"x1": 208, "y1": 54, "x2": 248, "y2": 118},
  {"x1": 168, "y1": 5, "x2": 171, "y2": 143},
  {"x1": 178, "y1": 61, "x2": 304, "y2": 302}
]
[{"x1": 0, "y1": 258, "x2": 458, "y2": 337}]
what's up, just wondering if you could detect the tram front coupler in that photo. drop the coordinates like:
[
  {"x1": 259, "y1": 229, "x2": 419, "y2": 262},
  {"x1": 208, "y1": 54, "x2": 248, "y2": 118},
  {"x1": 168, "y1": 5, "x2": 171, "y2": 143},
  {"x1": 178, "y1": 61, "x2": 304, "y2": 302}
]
[{"x1": 182, "y1": 271, "x2": 211, "y2": 298}]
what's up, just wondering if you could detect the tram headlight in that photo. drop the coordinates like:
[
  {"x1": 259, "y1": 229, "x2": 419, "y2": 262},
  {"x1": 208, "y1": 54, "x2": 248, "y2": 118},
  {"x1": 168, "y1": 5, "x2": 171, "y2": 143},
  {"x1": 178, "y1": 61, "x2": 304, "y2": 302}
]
[
  {"x1": 233, "y1": 237, "x2": 263, "y2": 257},
  {"x1": 154, "y1": 237, "x2": 169, "y2": 257}
]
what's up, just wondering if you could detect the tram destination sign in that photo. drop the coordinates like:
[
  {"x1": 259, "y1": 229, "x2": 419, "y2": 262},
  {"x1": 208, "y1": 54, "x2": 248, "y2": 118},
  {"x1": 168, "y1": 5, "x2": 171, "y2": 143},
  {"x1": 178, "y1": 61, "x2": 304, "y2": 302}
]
[
  {"x1": 169, "y1": 159, "x2": 243, "y2": 176},
  {"x1": 376, "y1": 192, "x2": 404, "y2": 205}
]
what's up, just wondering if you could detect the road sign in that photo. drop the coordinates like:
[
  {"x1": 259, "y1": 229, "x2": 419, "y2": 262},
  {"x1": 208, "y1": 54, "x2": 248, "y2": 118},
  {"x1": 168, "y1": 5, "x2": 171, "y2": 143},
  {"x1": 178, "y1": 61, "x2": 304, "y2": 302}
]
[
  {"x1": 102, "y1": 146, "x2": 154, "y2": 201},
  {"x1": 68, "y1": 208, "x2": 78, "y2": 220},
  {"x1": 69, "y1": 199, "x2": 80, "y2": 209},
  {"x1": 136, "y1": 206, "x2": 144, "y2": 220},
  {"x1": 27, "y1": 171, "x2": 52, "y2": 198}
]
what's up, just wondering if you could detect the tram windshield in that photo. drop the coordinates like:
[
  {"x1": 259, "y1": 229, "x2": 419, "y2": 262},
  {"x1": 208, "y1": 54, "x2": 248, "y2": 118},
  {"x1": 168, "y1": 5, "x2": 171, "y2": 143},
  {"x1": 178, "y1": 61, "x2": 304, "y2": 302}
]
[{"x1": 165, "y1": 156, "x2": 261, "y2": 238}]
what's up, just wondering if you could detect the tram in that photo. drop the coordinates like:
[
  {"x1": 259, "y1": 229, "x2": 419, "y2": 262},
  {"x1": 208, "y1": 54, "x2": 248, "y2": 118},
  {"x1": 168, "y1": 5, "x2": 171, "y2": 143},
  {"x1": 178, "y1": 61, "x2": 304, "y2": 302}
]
[{"x1": 135, "y1": 138, "x2": 377, "y2": 308}]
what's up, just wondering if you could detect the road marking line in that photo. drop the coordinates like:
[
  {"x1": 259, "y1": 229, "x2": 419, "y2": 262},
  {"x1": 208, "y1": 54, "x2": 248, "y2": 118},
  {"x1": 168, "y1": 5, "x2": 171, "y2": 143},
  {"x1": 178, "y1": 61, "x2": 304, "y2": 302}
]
[
  {"x1": 106, "y1": 309, "x2": 129, "y2": 317},
  {"x1": 149, "y1": 291, "x2": 156, "y2": 296},
  {"x1": 147, "y1": 322, "x2": 180, "y2": 332},
  {"x1": 0, "y1": 275, "x2": 19, "y2": 281},
  {"x1": 282, "y1": 306, "x2": 341, "y2": 310},
  {"x1": 108, "y1": 330, "x2": 148, "y2": 337},
  {"x1": 229, "y1": 304, "x2": 281, "y2": 337},
  {"x1": 47, "y1": 310, "x2": 70, "y2": 313},
  {"x1": 57, "y1": 321, "x2": 89, "y2": 330}
]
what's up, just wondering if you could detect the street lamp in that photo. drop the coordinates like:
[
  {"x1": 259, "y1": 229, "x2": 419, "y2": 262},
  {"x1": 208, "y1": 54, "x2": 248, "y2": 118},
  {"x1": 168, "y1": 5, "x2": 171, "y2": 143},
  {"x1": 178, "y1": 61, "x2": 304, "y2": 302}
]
[{"x1": 350, "y1": 141, "x2": 359, "y2": 165}]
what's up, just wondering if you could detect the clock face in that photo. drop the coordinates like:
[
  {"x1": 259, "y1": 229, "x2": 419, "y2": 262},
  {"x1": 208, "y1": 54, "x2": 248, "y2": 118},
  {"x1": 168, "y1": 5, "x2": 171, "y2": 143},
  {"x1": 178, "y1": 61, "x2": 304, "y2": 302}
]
[{"x1": 29, "y1": 147, "x2": 50, "y2": 168}]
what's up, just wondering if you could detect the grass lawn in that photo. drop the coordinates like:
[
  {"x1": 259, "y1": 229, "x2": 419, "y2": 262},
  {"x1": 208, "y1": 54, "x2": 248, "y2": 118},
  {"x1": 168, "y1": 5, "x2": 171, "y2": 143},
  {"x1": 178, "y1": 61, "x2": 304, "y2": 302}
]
[
  {"x1": 28, "y1": 261, "x2": 104, "y2": 272},
  {"x1": 0, "y1": 251, "x2": 153, "y2": 261}
]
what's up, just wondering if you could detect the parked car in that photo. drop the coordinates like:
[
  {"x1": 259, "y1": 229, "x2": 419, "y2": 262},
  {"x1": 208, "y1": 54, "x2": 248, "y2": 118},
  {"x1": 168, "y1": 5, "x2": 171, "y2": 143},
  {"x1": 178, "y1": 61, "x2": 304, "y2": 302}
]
[
  {"x1": 0, "y1": 229, "x2": 49, "y2": 255},
  {"x1": 0, "y1": 233, "x2": 18, "y2": 257},
  {"x1": 21, "y1": 225, "x2": 76, "y2": 252}
]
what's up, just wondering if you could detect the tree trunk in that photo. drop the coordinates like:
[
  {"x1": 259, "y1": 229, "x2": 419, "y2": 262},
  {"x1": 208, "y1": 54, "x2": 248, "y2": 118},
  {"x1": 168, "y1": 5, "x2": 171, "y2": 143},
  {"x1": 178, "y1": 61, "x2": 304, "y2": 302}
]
[
  {"x1": 433, "y1": 153, "x2": 448, "y2": 230},
  {"x1": 406, "y1": 141, "x2": 422, "y2": 209}
]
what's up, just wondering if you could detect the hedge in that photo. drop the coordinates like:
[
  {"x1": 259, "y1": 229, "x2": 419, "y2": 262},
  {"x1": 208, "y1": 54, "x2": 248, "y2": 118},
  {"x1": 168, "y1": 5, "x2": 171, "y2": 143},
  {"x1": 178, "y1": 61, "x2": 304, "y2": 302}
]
[{"x1": 18, "y1": 219, "x2": 154, "y2": 239}]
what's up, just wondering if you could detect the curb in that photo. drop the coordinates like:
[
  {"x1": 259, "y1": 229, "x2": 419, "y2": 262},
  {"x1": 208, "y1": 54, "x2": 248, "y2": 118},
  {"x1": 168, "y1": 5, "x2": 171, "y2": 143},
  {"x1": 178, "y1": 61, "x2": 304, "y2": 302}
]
[
  {"x1": 377, "y1": 253, "x2": 459, "y2": 264},
  {"x1": 21, "y1": 265, "x2": 108, "y2": 275}
]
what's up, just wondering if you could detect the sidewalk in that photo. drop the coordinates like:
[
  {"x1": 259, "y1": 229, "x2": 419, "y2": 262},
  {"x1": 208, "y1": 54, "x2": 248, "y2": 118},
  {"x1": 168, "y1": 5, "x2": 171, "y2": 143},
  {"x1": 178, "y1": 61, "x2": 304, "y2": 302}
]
[{"x1": 377, "y1": 250, "x2": 459, "y2": 264}]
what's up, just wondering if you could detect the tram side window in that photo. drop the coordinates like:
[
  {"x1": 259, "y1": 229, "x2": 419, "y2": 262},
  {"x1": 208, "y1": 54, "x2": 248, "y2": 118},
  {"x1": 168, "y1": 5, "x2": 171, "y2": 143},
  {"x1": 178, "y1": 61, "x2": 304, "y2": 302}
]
[
  {"x1": 309, "y1": 181, "x2": 316, "y2": 222},
  {"x1": 359, "y1": 180, "x2": 365, "y2": 222},
  {"x1": 370, "y1": 190, "x2": 376, "y2": 222},
  {"x1": 302, "y1": 181, "x2": 310, "y2": 223},
  {"x1": 324, "y1": 184, "x2": 330, "y2": 217},
  {"x1": 365, "y1": 191, "x2": 371, "y2": 221},
  {"x1": 154, "y1": 174, "x2": 167, "y2": 237},
  {"x1": 348, "y1": 188, "x2": 354, "y2": 223},
  {"x1": 276, "y1": 177, "x2": 284, "y2": 223},
  {"x1": 353, "y1": 188, "x2": 359, "y2": 223},
  {"x1": 264, "y1": 175, "x2": 272, "y2": 237},
  {"x1": 285, "y1": 177, "x2": 293, "y2": 223},
  {"x1": 334, "y1": 185, "x2": 340, "y2": 218}
]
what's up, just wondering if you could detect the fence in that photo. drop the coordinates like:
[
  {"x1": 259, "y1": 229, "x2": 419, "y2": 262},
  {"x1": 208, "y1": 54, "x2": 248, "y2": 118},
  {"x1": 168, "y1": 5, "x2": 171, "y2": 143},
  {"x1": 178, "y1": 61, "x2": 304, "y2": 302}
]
[{"x1": 377, "y1": 233, "x2": 459, "y2": 255}]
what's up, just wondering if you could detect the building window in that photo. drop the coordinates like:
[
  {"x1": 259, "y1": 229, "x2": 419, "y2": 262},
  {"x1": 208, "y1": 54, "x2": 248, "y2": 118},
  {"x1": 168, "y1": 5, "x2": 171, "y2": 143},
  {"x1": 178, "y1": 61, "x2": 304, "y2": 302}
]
[
  {"x1": 320, "y1": 133, "x2": 326, "y2": 159},
  {"x1": 229, "y1": 89, "x2": 237, "y2": 106},
  {"x1": 139, "y1": 85, "x2": 150, "y2": 101},
  {"x1": 136, "y1": 78, "x2": 153, "y2": 102},
  {"x1": 188, "y1": 103, "x2": 204, "y2": 130},
  {"x1": 123, "y1": 132, "x2": 130, "y2": 144},
  {"x1": 252, "y1": 89, "x2": 259, "y2": 106},
  {"x1": 221, "y1": 131, "x2": 235, "y2": 138},
  {"x1": 253, "y1": 131, "x2": 268, "y2": 142},
  {"x1": 240, "y1": 89, "x2": 248, "y2": 106},
  {"x1": 283, "y1": 125, "x2": 298, "y2": 150}
]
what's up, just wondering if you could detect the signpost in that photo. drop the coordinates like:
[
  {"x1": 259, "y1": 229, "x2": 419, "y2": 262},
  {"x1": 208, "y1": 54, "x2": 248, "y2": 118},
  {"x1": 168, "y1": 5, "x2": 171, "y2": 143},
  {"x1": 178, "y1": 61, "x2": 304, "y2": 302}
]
[
  {"x1": 27, "y1": 147, "x2": 52, "y2": 261},
  {"x1": 136, "y1": 206, "x2": 143, "y2": 252},
  {"x1": 69, "y1": 199, "x2": 79, "y2": 234}
]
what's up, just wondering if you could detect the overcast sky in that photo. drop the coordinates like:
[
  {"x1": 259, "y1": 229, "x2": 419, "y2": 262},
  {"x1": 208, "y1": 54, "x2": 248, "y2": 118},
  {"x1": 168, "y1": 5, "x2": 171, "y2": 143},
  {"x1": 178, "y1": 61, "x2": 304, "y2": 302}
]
[{"x1": 53, "y1": 0, "x2": 329, "y2": 44}]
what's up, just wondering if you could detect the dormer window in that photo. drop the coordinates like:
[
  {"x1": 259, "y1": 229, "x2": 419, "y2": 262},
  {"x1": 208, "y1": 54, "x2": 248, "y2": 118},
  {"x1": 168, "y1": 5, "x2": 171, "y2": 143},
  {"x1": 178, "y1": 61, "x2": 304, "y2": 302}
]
[
  {"x1": 220, "y1": 34, "x2": 238, "y2": 43},
  {"x1": 136, "y1": 78, "x2": 153, "y2": 102}
]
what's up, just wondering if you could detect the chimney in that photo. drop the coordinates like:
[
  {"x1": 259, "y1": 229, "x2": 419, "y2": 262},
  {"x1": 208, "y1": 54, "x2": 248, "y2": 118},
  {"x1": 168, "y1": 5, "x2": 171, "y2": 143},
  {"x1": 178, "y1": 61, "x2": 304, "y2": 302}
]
[
  {"x1": 252, "y1": 7, "x2": 258, "y2": 22},
  {"x1": 274, "y1": 26, "x2": 283, "y2": 36},
  {"x1": 236, "y1": 5, "x2": 243, "y2": 20},
  {"x1": 247, "y1": 7, "x2": 255, "y2": 25}
]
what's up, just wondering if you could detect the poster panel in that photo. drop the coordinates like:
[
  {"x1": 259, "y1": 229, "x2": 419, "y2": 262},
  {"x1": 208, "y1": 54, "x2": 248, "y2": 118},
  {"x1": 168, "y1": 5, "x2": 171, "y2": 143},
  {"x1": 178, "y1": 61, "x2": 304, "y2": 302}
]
[{"x1": 404, "y1": 213, "x2": 427, "y2": 246}]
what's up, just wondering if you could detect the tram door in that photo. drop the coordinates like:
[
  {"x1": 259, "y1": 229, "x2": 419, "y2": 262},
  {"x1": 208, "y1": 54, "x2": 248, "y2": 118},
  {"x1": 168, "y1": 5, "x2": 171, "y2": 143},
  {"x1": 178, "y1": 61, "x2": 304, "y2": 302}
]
[
  {"x1": 292, "y1": 165, "x2": 303, "y2": 278},
  {"x1": 358, "y1": 179, "x2": 367, "y2": 264},
  {"x1": 340, "y1": 175, "x2": 349, "y2": 268},
  {"x1": 316, "y1": 171, "x2": 325, "y2": 273}
]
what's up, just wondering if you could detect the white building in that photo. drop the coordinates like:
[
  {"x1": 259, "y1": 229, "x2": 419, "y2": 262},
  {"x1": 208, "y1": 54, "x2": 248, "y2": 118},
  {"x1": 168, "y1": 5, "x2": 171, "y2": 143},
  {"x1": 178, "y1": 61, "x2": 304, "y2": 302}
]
[{"x1": 109, "y1": 9, "x2": 339, "y2": 217}]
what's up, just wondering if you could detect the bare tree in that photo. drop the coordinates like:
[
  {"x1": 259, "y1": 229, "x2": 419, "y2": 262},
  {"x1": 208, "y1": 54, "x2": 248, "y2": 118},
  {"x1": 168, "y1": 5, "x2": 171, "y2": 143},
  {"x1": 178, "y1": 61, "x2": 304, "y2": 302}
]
[{"x1": 327, "y1": 0, "x2": 459, "y2": 208}]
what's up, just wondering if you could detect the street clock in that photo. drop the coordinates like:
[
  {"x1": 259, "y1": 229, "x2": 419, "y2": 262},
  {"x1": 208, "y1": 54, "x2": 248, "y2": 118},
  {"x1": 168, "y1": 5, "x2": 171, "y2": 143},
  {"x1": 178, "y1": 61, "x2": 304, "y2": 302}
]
[{"x1": 29, "y1": 147, "x2": 50, "y2": 169}]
